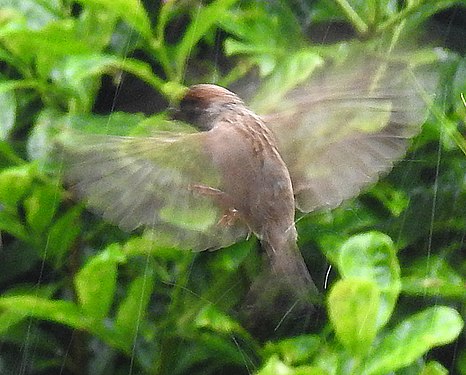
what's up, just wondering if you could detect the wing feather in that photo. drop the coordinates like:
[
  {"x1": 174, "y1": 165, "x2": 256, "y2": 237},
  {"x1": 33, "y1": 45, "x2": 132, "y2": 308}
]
[
  {"x1": 58, "y1": 131, "x2": 248, "y2": 250},
  {"x1": 262, "y1": 59, "x2": 434, "y2": 212}
]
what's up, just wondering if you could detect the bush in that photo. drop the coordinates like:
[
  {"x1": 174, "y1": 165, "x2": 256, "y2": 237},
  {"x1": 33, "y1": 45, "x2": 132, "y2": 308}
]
[{"x1": 0, "y1": 1, "x2": 464, "y2": 374}]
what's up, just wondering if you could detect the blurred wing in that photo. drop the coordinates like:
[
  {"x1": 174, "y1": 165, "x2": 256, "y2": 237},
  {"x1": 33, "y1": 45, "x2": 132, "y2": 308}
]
[
  {"x1": 58, "y1": 131, "x2": 248, "y2": 251},
  {"x1": 262, "y1": 60, "x2": 434, "y2": 212}
]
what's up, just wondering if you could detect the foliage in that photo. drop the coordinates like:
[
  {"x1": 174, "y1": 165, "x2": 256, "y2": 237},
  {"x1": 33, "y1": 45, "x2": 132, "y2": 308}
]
[{"x1": 0, "y1": 1, "x2": 465, "y2": 374}]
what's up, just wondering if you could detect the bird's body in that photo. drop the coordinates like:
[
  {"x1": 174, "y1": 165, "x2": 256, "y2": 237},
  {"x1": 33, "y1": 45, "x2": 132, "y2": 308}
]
[{"x1": 176, "y1": 85, "x2": 315, "y2": 294}]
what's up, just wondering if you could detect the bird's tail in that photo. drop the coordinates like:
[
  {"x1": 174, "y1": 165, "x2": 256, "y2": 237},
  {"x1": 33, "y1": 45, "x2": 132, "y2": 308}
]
[
  {"x1": 241, "y1": 229, "x2": 319, "y2": 336},
  {"x1": 261, "y1": 230, "x2": 318, "y2": 299}
]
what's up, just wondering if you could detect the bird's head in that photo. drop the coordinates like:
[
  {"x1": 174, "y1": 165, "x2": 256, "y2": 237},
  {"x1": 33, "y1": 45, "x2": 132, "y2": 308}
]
[{"x1": 171, "y1": 84, "x2": 244, "y2": 131}]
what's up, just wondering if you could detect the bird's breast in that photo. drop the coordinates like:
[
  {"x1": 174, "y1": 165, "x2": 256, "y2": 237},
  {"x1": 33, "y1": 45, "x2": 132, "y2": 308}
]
[{"x1": 204, "y1": 116, "x2": 296, "y2": 234}]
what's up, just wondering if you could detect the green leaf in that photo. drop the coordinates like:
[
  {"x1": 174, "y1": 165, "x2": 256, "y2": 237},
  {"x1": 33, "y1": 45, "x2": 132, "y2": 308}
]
[
  {"x1": 174, "y1": 0, "x2": 239, "y2": 78},
  {"x1": 47, "y1": 206, "x2": 82, "y2": 267},
  {"x1": 0, "y1": 164, "x2": 34, "y2": 207},
  {"x1": 457, "y1": 351, "x2": 466, "y2": 375},
  {"x1": 194, "y1": 304, "x2": 244, "y2": 336},
  {"x1": 402, "y1": 256, "x2": 466, "y2": 299},
  {"x1": 264, "y1": 335, "x2": 321, "y2": 366},
  {"x1": 294, "y1": 366, "x2": 328, "y2": 375},
  {"x1": 255, "y1": 355, "x2": 294, "y2": 375},
  {"x1": 210, "y1": 238, "x2": 255, "y2": 273},
  {"x1": 114, "y1": 271, "x2": 155, "y2": 340},
  {"x1": 195, "y1": 331, "x2": 250, "y2": 368},
  {"x1": 1, "y1": 20, "x2": 95, "y2": 78},
  {"x1": 419, "y1": 361, "x2": 448, "y2": 375},
  {"x1": 0, "y1": 284, "x2": 57, "y2": 334},
  {"x1": 221, "y1": 1, "x2": 303, "y2": 60},
  {"x1": 53, "y1": 54, "x2": 166, "y2": 110},
  {"x1": 74, "y1": 243, "x2": 125, "y2": 320},
  {"x1": 63, "y1": 111, "x2": 145, "y2": 136},
  {"x1": 24, "y1": 184, "x2": 60, "y2": 233},
  {"x1": 366, "y1": 306, "x2": 464, "y2": 375},
  {"x1": 250, "y1": 49, "x2": 324, "y2": 113},
  {"x1": 0, "y1": 296, "x2": 91, "y2": 330},
  {"x1": 0, "y1": 294, "x2": 131, "y2": 354},
  {"x1": 327, "y1": 279, "x2": 380, "y2": 355},
  {"x1": 0, "y1": 87, "x2": 16, "y2": 140},
  {"x1": 0, "y1": 139, "x2": 24, "y2": 166},
  {"x1": 368, "y1": 182, "x2": 410, "y2": 217},
  {"x1": 76, "y1": 7, "x2": 118, "y2": 52},
  {"x1": 74, "y1": 0, "x2": 152, "y2": 40},
  {"x1": 338, "y1": 231, "x2": 401, "y2": 329},
  {"x1": 0, "y1": 0, "x2": 61, "y2": 29},
  {"x1": 0, "y1": 209, "x2": 29, "y2": 242}
]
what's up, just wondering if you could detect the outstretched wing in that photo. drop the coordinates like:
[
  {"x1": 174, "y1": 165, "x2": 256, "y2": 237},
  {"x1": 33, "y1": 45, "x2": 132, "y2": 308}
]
[
  {"x1": 58, "y1": 130, "x2": 249, "y2": 251},
  {"x1": 262, "y1": 59, "x2": 434, "y2": 212}
]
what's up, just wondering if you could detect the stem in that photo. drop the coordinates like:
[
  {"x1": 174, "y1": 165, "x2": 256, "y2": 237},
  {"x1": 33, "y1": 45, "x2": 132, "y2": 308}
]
[
  {"x1": 409, "y1": 70, "x2": 466, "y2": 156},
  {"x1": 152, "y1": 253, "x2": 195, "y2": 374},
  {"x1": 333, "y1": 0, "x2": 368, "y2": 35},
  {"x1": 376, "y1": 0, "x2": 426, "y2": 35},
  {"x1": 150, "y1": 2, "x2": 176, "y2": 81},
  {"x1": 217, "y1": 60, "x2": 255, "y2": 88}
]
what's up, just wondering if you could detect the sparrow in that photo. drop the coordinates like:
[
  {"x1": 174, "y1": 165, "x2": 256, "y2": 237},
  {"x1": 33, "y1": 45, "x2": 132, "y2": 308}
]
[{"x1": 59, "y1": 57, "x2": 432, "y2": 307}]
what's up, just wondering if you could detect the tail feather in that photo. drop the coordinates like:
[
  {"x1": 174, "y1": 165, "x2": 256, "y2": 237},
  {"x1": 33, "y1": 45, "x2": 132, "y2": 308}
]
[
  {"x1": 261, "y1": 236, "x2": 318, "y2": 298},
  {"x1": 240, "y1": 231, "x2": 319, "y2": 336}
]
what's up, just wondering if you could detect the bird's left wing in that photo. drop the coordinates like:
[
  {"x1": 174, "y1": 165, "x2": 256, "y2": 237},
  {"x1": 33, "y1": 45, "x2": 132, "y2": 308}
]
[{"x1": 261, "y1": 58, "x2": 435, "y2": 213}]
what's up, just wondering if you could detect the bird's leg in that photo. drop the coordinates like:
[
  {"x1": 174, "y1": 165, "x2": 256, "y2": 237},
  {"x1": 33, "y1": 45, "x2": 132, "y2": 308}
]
[
  {"x1": 188, "y1": 184, "x2": 240, "y2": 227},
  {"x1": 217, "y1": 207, "x2": 240, "y2": 227}
]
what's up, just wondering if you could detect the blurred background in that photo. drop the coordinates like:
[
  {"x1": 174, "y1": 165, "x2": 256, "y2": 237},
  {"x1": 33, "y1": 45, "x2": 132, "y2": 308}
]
[{"x1": 0, "y1": 1, "x2": 465, "y2": 374}]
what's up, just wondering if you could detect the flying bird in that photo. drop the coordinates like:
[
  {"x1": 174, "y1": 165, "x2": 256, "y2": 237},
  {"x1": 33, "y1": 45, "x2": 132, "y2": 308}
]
[{"x1": 58, "y1": 55, "x2": 433, "y2": 306}]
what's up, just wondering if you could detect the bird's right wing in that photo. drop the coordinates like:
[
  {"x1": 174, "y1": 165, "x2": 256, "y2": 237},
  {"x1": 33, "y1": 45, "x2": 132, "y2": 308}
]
[{"x1": 57, "y1": 130, "x2": 249, "y2": 251}]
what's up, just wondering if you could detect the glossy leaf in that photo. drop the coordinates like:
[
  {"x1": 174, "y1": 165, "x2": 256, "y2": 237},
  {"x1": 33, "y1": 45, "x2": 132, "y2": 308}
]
[
  {"x1": 264, "y1": 335, "x2": 320, "y2": 365},
  {"x1": 47, "y1": 206, "x2": 82, "y2": 267},
  {"x1": 0, "y1": 208, "x2": 29, "y2": 242},
  {"x1": 194, "y1": 305, "x2": 245, "y2": 336},
  {"x1": 0, "y1": 139, "x2": 24, "y2": 166},
  {"x1": 327, "y1": 279, "x2": 380, "y2": 355},
  {"x1": 74, "y1": 244, "x2": 126, "y2": 320},
  {"x1": 24, "y1": 184, "x2": 60, "y2": 233},
  {"x1": 366, "y1": 306, "x2": 464, "y2": 375},
  {"x1": 174, "y1": 0, "x2": 239, "y2": 78},
  {"x1": 0, "y1": 296, "x2": 91, "y2": 330},
  {"x1": 419, "y1": 361, "x2": 448, "y2": 375},
  {"x1": 256, "y1": 355, "x2": 294, "y2": 375},
  {"x1": 338, "y1": 232, "x2": 401, "y2": 329},
  {"x1": 0, "y1": 0, "x2": 61, "y2": 29},
  {"x1": 402, "y1": 256, "x2": 466, "y2": 298},
  {"x1": 0, "y1": 285, "x2": 57, "y2": 334},
  {"x1": 0, "y1": 164, "x2": 34, "y2": 207},
  {"x1": 52, "y1": 54, "x2": 167, "y2": 110},
  {"x1": 250, "y1": 49, "x2": 323, "y2": 113},
  {"x1": 74, "y1": 0, "x2": 151, "y2": 39},
  {"x1": 1, "y1": 20, "x2": 94, "y2": 77},
  {"x1": 115, "y1": 271, "x2": 155, "y2": 340},
  {"x1": 221, "y1": 1, "x2": 304, "y2": 76},
  {"x1": 0, "y1": 294, "x2": 130, "y2": 353}
]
